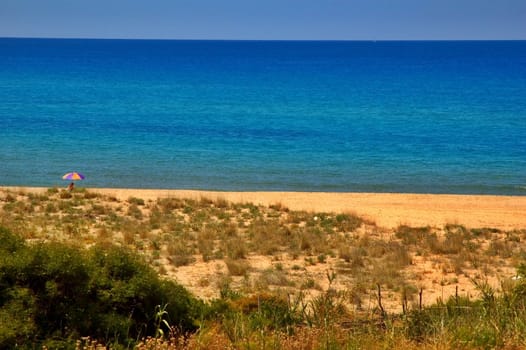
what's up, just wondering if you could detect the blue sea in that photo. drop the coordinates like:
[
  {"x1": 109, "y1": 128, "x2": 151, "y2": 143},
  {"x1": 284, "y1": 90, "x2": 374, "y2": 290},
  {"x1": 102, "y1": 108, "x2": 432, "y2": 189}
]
[{"x1": 1, "y1": 39, "x2": 525, "y2": 194}]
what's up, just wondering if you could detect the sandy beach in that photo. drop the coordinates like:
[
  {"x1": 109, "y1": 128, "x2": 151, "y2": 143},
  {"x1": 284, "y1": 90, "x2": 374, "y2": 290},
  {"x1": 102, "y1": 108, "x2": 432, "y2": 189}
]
[{"x1": 4, "y1": 186, "x2": 525, "y2": 230}]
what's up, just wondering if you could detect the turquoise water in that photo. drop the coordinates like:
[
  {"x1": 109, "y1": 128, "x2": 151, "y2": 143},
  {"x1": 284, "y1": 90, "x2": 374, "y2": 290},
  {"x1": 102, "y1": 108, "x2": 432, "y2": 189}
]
[{"x1": 1, "y1": 39, "x2": 525, "y2": 194}]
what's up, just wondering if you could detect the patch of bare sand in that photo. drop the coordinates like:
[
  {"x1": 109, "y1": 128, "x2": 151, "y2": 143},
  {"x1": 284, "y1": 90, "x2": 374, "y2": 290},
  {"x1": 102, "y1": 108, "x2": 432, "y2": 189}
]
[{"x1": 9, "y1": 187, "x2": 523, "y2": 230}]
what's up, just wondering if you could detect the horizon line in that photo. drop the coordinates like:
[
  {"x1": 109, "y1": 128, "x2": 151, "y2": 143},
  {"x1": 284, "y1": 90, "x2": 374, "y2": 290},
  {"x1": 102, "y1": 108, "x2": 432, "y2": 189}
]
[{"x1": 1, "y1": 36, "x2": 525, "y2": 42}]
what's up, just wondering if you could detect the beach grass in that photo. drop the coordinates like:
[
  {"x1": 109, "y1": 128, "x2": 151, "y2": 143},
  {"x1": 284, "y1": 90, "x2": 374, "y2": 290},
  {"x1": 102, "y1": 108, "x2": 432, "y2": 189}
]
[{"x1": 1, "y1": 187, "x2": 525, "y2": 348}]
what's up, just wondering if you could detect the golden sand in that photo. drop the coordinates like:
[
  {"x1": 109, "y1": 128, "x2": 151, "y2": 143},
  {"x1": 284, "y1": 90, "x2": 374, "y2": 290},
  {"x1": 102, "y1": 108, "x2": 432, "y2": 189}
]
[{"x1": 4, "y1": 186, "x2": 525, "y2": 230}]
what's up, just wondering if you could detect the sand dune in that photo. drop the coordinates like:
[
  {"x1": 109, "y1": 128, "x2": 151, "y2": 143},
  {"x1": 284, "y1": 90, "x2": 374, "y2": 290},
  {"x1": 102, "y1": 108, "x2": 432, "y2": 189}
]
[{"x1": 4, "y1": 187, "x2": 525, "y2": 230}]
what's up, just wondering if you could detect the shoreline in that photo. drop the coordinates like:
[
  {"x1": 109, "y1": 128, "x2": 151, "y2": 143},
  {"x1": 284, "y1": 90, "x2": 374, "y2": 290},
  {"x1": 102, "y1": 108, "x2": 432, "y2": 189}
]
[{"x1": 2, "y1": 186, "x2": 525, "y2": 230}]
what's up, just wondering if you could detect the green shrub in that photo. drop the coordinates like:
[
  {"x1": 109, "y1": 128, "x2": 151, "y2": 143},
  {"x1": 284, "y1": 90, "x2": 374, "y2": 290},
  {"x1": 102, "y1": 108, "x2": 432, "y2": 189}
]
[
  {"x1": 334, "y1": 213, "x2": 363, "y2": 232},
  {"x1": 0, "y1": 226, "x2": 24, "y2": 253},
  {"x1": 395, "y1": 225, "x2": 431, "y2": 245},
  {"x1": 0, "y1": 227, "x2": 199, "y2": 348},
  {"x1": 228, "y1": 293, "x2": 298, "y2": 331},
  {"x1": 127, "y1": 203, "x2": 143, "y2": 219},
  {"x1": 47, "y1": 187, "x2": 59, "y2": 194},
  {"x1": 127, "y1": 196, "x2": 145, "y2": 206},
  {"x1": 471, "y1": 227, "x2": 501, "y2": 239}
]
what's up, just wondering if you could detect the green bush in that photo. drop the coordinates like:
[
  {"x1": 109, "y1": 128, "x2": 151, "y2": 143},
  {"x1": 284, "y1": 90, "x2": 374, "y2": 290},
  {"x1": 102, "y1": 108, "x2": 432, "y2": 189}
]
[
  {"x1": 0, "y1": 226, "x2": 24, "y2": 253},
  {"x1": 395, "y1": 225, "x2": 431, "y2": 245},
  {"x1": 0, "y1": 227, "x2": 200, "y2": 348},
  {"x1": 403, "y1": 274, "x2": 526, "y2": 348}
]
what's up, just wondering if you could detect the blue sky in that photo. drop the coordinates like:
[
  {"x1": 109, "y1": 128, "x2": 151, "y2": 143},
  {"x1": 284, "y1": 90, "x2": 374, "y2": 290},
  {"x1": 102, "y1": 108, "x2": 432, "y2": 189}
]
[{"x1": 1, "y1": 0, "x2": 525, "y2": 40}]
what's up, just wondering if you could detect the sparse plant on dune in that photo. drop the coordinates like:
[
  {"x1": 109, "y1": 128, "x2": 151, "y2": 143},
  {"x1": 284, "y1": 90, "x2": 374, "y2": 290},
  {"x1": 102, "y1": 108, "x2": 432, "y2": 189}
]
[
  {"x1": 1, "y1": 188, "x2": 525, "y2": 348},
  {"x1": 167, "y1": 239, "x2": 196, "y2": 267},
  {"x1": 225, "y1": 258, "x2": 251, "y2": 276}
]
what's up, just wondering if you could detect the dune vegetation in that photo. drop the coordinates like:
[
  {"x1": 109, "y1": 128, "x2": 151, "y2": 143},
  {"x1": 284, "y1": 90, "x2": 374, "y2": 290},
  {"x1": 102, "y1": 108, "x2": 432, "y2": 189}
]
[{"x1": 1, "y1": 187, "x2": 525, "y2": 349}]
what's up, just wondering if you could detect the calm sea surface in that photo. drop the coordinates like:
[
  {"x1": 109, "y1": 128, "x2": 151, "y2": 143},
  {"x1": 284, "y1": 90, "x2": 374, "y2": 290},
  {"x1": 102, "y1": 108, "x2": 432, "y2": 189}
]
[{"x1": 1, "y1": 39, "x2": 525, "y2": 194}]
